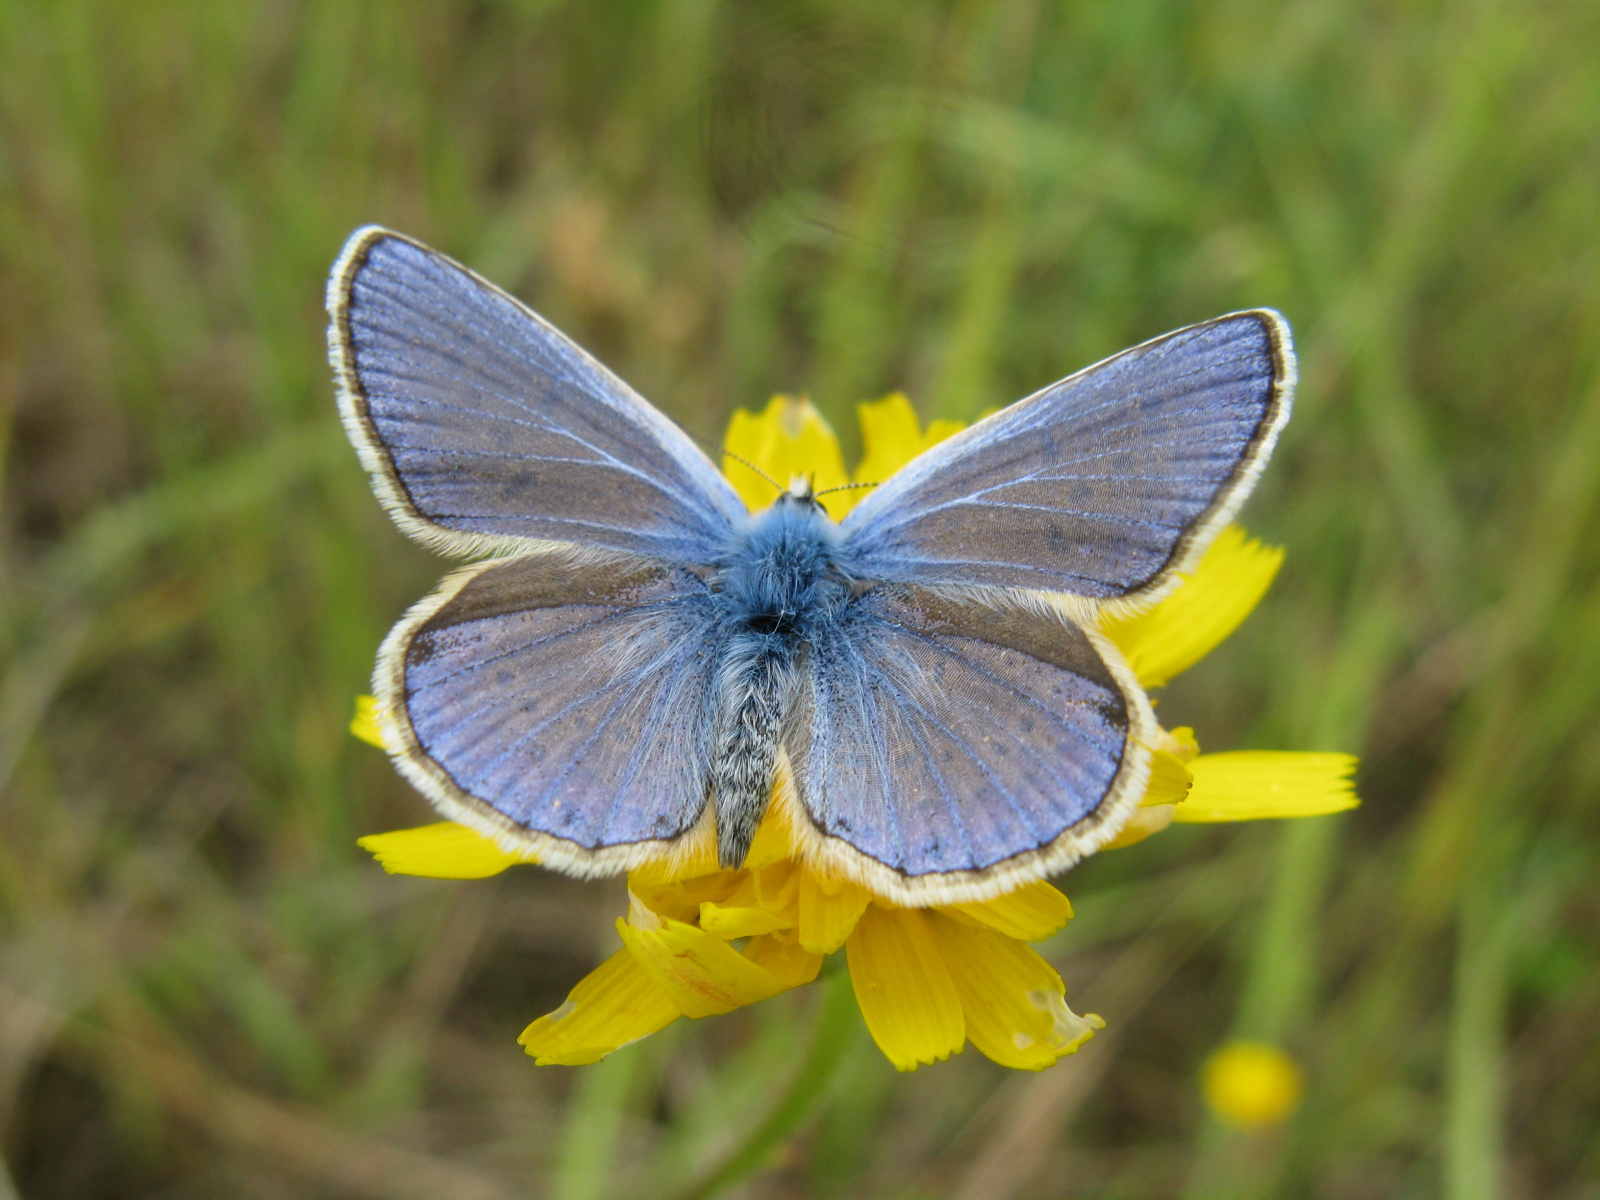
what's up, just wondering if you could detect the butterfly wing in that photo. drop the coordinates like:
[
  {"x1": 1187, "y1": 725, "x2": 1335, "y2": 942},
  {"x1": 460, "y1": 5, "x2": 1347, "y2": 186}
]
[
  {"x1": 840, "y1": 312, "x2": 1293, "y2": 599},
  {"x1": 785, "y1": 586, "x2": 1156, "y2": 905},
  {"x1": 376, "y1": 556, "x2": 722, "y2": 872},
  {"x1": 329, "y1": 227, "x2": 747, "y2": 564}
]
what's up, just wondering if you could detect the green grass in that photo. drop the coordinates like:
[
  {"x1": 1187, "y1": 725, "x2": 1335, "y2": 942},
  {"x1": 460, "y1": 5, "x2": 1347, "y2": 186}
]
[{"x1": 3, "y1": 1, "x2": 1599, "y2": 1197}]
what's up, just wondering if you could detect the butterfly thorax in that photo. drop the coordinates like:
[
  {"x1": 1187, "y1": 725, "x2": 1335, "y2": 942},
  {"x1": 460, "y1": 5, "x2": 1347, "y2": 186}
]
[
  {"x1": 705, "y1": 489, "x2": 852, "y2": 866},
  {"x1": 711, "y1": 488, "x2": 850, "y2": 635}
]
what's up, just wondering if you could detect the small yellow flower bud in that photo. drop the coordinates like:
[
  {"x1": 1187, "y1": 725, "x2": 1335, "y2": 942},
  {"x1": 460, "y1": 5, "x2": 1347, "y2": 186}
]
[{"x1": 1201, "y1": 1041, "x2": 1303, "y2": 1129}]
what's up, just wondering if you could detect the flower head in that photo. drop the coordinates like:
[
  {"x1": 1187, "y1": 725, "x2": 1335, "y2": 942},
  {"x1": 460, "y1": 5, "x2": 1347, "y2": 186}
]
[{"x1": 354, "y1": 393, "x2": 1358, "y2": 1071}]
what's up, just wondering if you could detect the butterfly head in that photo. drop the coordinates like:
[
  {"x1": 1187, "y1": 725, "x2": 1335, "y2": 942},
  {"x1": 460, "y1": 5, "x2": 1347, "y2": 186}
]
[{"x1": 780, "y1": 475, "x2": 823, "y2": 511}]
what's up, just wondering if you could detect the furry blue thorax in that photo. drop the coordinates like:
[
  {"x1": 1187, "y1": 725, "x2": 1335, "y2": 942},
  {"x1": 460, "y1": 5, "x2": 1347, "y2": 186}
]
[{"x1": 711, "y1": 488, "x2": 851, "y2": 637}]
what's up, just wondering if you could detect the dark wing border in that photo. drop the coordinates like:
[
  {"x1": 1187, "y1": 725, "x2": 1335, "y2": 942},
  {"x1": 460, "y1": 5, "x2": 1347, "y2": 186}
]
[
  {"x1": 777, "y1": 590, "x2": 1160, "y2": 907},
  {"x1": 1133, "y1": 309, "x2": 1296, "y2": 605},
  {"x1": 371, "y1": 557, "x2": 717, "y2": 878}
]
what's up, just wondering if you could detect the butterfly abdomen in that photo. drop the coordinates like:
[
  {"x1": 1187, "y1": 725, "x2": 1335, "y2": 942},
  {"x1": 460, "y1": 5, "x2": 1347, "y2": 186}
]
[
  {"x1": 708, "y1": 490, "x2": 850, "y2": 866},
  {"x1": 708, "y1": 634, "x2": 796, "y2": 866}
]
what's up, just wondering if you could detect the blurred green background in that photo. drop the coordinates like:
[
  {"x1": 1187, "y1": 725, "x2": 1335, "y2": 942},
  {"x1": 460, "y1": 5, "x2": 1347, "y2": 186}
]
[{"x1": 3, "y1": 1, "x2": 1599, "y2": 1197}]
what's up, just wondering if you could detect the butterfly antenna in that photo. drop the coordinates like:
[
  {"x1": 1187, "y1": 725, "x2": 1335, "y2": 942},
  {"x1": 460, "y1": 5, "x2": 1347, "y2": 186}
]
[
  {"x1": 813, "y1": 480, "x2": 881, "y2": 498},
  {"x1": 721, "y1": 449, "x2": 782, "y2": 496}
]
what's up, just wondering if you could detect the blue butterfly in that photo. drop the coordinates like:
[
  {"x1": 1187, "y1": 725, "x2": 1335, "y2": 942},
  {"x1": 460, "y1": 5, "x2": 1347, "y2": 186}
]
[{"x1": 328, "y1": 227, "x2": 1293, "y2": 905}]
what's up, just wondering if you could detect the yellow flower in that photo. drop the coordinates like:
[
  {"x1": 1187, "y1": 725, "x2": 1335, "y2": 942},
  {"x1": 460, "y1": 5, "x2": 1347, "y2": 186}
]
[
  {"x1": 354, "y1": 392, "x2": 1357, "y2": 1072},
  {"x1": 1201, "y1": 1041, "x2": 1305, "y2": 1129}
]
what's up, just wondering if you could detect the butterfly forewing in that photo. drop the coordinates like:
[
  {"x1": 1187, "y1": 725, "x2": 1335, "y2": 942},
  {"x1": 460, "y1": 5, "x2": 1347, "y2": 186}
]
[
  {"x1": 786, "y1": 586, "x2": 1155, "y2": 902},
  {"x1": 378, "y1": 557, "x2": 721, "y2": 863},
  {"x1": 840, "y1": 312, "x2": 1293, "y2": 598},
  {"x1": 329, "y1": 227, "x2": 746, "y2": 564}
]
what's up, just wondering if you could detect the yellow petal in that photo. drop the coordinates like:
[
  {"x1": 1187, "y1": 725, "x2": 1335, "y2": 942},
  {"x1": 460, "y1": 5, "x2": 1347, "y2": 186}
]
[
  {"x1": 627, "y1": 842, "x2": 722, "y2": 889},
  {"x1": 948, "y1": 880, "x2": 1073, "y2": 942},
  {"x1": 848, "y1": 396, "x2": 966, "y2": 516},
  {"x1": 845, "y1": 906, "x2": 965, "y2": 1071},
  {"x1": 1142, "y1": 747, "x2": 1194, "y2": 807},
  {"x1": 1202, "y1": 1041, "x2": 1304, "y2": 1128},
  {"x1": 853, "y1": 393, "x2": 925, "y2": 488},
  {"x1": 1101, "y1": 804, "x2": 1177, "y2": 849},
  {"x1": 921, "y1": 418, "x2": 963, "y2": 450},
  {"x1": 627, "y1": 871, "x2": 740, "y2": 925},
  {"x1": 1174, "y1": 752, "x2": 1360, "y2": 822},
  {"x1": 797, "y1": 869, "x2": 873, "y2": 954},
  {"x1": 931, "y1": 914, "x2": 1104, "y2": 1071},
  {"x1": 708, "y1": 856, "x2": 799, "y2": 924},
  {"x1": 518, "y1": 948, "x2": 680, "y2": 1065},
  {"x1": 1167, "y1": 725, "x2": 1200, "y2": 762},
  {"x1": 742, "y1": 800, "x2": 797, "y2": 869},
  {"x1": 753, "y1": 860, "x2": 801, "y2": 924},
  {"x1": 357, "y1": 822, "x2": 534, "y2": 878},
  {"x1": 1101, "y1": 526, "x2": 1284, "y2": 688},
  {"x1": 699, "y1": 902, "x2": 791, "y2": 939},
  {"x1": 350, "y1": 694, "x2": 388, "y2": 749},
  {"x1": 617, "y1": 910, "x2": 787, "y2": 1018},
  {"x1": 742, "y1": 930, "x2": 823, "y2": 989},
  {"x1": 722, "y1": 396, "x2": 851, "y2": 518},
  {"x1": 721, "y1": 406, "x2": 785, "y2": 512}
]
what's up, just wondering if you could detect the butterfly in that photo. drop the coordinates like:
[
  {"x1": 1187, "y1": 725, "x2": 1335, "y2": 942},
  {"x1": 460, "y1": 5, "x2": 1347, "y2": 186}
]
[{"x1": 328, "y1": 227, "x2": 1293, "y2": 906}]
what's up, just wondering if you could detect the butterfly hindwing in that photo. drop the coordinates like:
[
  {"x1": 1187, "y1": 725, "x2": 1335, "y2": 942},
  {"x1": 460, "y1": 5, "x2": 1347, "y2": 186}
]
[
  {"x1": 329, "y1": 227, "x2": 747, "y2": 564},
  {"x1": 785, "y1": 585, "x2": 1156, "y2": 902},
  {"x1": 841, "y1": 311, "x2": 1293, "y2": 599},
  {"x1": 377, "y1": 556, "x2": 721, "y2": 870}
]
